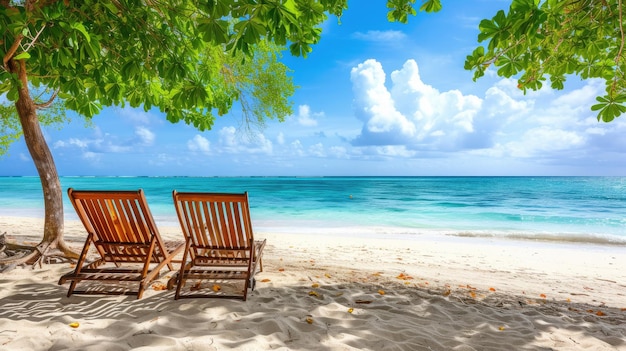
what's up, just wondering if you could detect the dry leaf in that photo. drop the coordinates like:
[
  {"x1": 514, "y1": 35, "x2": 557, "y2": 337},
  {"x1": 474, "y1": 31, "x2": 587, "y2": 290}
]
[
  {"x1": 378, "y1": 289, "x2": 385, "y2": 295},
  {"x1": 308, "y1": 291, "x2": 319, "y2": 297},
  {"x1": 190, "y1": 281, "x2": 202, "y2": 291},
  {"x1": 278, "y1": 268, "x2": 285, "y2": 272},
  {"x1": 311, "y1": 283, "x2": 320, "y2": 288},
  {"x1": 498, "y1": 326, "x2": 505, "y2": 331},
  {"x1": 596, "y1": 311, "x2": 606, "y2": 316},
  {"x1": 261, "y1": 279, "x2": 271, "y2": 283},
  {"x1": 355, "y1": 300, "x2": 373, "y2": 304},
  {"x1": 469, "y1": 291, "x2": 476, "y2": 299},
  {"x1": 348, "y1": 308, "x2": 354, "y2": 313},
  {"x1": 305, "y1": 317, "x2": 313, "y2": 324},
  {"x1": 324, "y1": 273, "x2": 331, "y2": 278},
  {"x1": 540, "y1": 294, "x2": 547, "y2": 299},
  {"x1": 443, "y1": 289, "x2": 451, "y2": 297},
  {"x1": 489, "y1": 287, "x2": 496, "y2": 292},
  {"x1": 212, "y1": 284, "x2": 221, "y2": 292},
  {"x1": 69, "y1": 322, "x2": 80, "y2": 328},
  {"x1": 396, "y1": 273, "x2": 413, "y2": 280},
  {"x1": 152, "y1": 282, "x2": 167, "y2": 291}
]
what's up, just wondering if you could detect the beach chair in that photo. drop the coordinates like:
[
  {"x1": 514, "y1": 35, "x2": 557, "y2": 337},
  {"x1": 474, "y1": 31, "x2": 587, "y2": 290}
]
[
  {"x1": 58, "y1": 188, "x2": 184, "y2": 299},
  {"x1": 170, "y1": 191, "x2": 266, "y2": 300}
]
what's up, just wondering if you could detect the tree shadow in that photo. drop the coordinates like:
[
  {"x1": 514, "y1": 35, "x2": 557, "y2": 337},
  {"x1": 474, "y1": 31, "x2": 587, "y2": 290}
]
[{"x1": 0, "y1": 275, "x2": 624, "y2": 351}]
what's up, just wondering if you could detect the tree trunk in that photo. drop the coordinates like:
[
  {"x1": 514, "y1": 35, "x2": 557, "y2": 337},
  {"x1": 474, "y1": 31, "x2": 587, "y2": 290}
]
[{"x1": 6, "y1": 58, "x2": 77, "y2": 264}]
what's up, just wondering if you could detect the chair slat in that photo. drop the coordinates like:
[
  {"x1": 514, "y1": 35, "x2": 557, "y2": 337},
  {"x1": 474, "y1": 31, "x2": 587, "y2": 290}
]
[
  {"x1": 58, "y1": 188, "x2": 184, "y2": 299},
  {"x1": 172, "y1": 191, "x2": 266, "y2": 300}
]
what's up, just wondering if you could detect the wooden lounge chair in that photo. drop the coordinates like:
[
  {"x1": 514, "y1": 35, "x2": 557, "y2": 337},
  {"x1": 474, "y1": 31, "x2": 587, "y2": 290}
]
[
  {"x1": 170, "y1": 191, "x2": 266, "y2": 300},
  {"x1": 58, "y1": 188, "x2": 184, "y2": 299}
]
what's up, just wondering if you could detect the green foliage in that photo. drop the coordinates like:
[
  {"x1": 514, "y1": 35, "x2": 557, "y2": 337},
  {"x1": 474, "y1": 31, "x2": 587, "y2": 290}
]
[
  {"x1": 0, "y1": 0, "x2": 435, "y2": 144},
  {"x1": 465, "y1": 0, "x2": 626, "y2": 122}
]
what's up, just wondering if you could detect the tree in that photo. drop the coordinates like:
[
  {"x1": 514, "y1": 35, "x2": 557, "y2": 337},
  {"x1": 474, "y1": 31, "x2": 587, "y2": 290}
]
[
  {"x1": 0, "y1": 0, "x2": 431, "y2": 265},
  {"x1": 464, "y1": 0, "x2": 626, "y2": 122}
]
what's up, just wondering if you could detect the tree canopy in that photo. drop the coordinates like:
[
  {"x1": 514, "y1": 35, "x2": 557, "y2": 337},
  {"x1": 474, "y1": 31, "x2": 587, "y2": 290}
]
[{"x1": 465, "y1": 0, "x2": 626, "y2": 122}]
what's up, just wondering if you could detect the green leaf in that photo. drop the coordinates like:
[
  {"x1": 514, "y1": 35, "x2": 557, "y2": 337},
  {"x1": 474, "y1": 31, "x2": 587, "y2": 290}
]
[{"x1": 12, "y1": 52, "x2": 31, "y2": 60}]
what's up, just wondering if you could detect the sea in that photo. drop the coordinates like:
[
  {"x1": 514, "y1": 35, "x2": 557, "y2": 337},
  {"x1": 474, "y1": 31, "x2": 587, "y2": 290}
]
[{"x1": 1, "y1": 176, "x2": 626, "y2": 245}]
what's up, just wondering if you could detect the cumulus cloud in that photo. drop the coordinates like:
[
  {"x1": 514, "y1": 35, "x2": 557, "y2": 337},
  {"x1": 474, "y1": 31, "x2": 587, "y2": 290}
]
[
  {"x1": 348, "y1": 59, "x2": 626, "y2": 165},
  {"x1": 187, "y1": 135, "x2": 211, "y2": 154},
  {"x1": 350, "y1": 59, "x2": 482, "y2": 149},
  {"x1": 294, "y1": 105, "x2": 323, "y2": 127}
]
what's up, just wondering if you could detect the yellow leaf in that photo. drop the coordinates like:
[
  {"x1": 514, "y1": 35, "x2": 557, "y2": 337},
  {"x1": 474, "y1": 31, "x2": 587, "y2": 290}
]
[
  {"x1": 69, "y1": 322, "x2": 80, "y2": 328},
  {"x1": 498, "y1": 326, "x2": 505, "y2": 331},
  {"x1": 324, "y1": 273, "x2": 331, "y2": 278},
  {"x1": 308, "y1": 291, "x2": 319, "y2": 297},
  {"x1": 212, "y1": 284, "x2": 221, "y2": 292},
  {"x1": 348, "y1": 308, "x2": 354, "y2": 313},
  {"x1": 311, "y1": 283, "x2": 319, "y2": 288},
  {"x1": 261, "y1": 279, "x2": 271, "y2": 283},
  {"x1": 378, "y1": 289, "x2": 385, "y2": 295},
  {"x1": 540, "y1": 294, "x2": 547, "y2": 299},
  {"x1": 306, "y1": 317, "x2": 313, "y2": 324},
  {"x1": 443, "y1": 289, "x2": 451, "y2": 297},
  {"x1": 152, "y1": 282, "x2": 167, "y2": 291}
]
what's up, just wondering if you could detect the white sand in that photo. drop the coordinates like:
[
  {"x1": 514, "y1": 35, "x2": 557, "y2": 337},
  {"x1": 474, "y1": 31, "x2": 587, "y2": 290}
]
[{"x1": 0, "y1": 216, "x2": 625, "y2": 351}]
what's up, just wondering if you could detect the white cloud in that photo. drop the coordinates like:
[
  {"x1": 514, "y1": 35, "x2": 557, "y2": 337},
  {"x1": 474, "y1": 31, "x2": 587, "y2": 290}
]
[
  {"x1": 218, "y1": 126, "x2": 273, "y2": 154},
  {"x1": 117, "y1": 107, "x2": 151, "y2": 124},
  {"x1": 277, "y1": 132, "x2": 285, "y2": 145},
  {"x1": 309, "y1": 143, "x2": 325, "y2": 157},
  {"x1": 352, "y1": 30, "x2": 406, "y2": 42},
  {"x1": 347, "y1": 59, "x2": 626, "y2": 166},
  {"x1": 294, "y1": 104, "x2": 323, "y2": 127},
  {"x1": 135, "y1": 127, "x2": 155, "y2": 146},
  {"x1": 187, "y1": 135, "x2": 211, "y2": 154},
  {"x1": 351, "y1": 59, "x2": 483, "y2": 149}
]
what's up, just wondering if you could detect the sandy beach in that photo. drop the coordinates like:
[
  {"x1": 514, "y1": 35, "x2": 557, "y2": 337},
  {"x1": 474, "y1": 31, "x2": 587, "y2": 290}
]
[{"x1": 0, "y1": 216, "x2": 625, "y2": 350}]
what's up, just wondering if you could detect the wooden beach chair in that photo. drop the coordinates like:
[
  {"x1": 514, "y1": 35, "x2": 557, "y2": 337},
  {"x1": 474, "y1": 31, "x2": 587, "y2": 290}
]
[
  {"x1": 170, "y1": 191, "x2": 266, "y2": 300},
  {"x1": 58, "y1": 188, "x2": 184, "y2": 299}
]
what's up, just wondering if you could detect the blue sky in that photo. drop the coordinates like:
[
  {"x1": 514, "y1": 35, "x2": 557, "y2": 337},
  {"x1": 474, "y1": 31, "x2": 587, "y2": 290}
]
[{"x1": 3, "y1": 1, "x2": 626, "y2": 176}]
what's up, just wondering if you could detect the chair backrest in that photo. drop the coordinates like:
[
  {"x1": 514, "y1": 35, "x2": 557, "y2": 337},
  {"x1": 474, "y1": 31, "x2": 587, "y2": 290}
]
[
  {"x1": 68, "y1": 188, "x2": 164, "y2": 263},
  {"x1": 172, "y1": 191, "x2": 254, "y2": 254}
]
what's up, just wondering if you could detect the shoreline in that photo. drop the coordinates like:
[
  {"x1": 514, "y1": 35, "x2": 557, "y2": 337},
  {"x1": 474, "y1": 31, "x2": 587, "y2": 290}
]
[{"x1": 1, "y1": 215, "x2": 625, "y2": 350}]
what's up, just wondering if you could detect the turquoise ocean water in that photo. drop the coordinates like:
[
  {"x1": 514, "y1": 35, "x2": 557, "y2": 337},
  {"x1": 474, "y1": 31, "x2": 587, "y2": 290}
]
[{"x1": 1, "y1": 176, "x2": 625, "y2": 245}]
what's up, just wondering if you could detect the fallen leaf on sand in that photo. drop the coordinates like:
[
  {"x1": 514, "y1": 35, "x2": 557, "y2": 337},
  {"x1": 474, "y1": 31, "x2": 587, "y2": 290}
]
[
  {"x1": 396, "y1": 273, "x2": 413, "y2": 280},
  {"x1": 540, "y1": 294, "x2": 547, "y2": 299},
  {"x1": 305, "y1": 317, "x2": 314, "y2": 324},
  {"x1": 212, "y1": 284, "x2": 221, "y2": 292},
  {"x1": 152, "y1": 283, "x2": 167, "y2": 291},
  {"x1": 69, "y1": 322, "x2": 80, "y2": 328},
  {"x1": 378, "y1": 290, "x2": 385, "y2": 295},
  {"x1": 261, "y1": 279, "x2": 271, "y2": 283},
  {"x1": 190, "y1": 282, "x2": 202, "y2": 291},
  {"x1": 311, "y1": 283, "x2": 319, "y2": 288},
  {"x1": 355, "y1": 300, "x2": 373, "y2": 304},
  {"x1": 489, "y1": 287, "x2": 496, "y2": 292},
  {"x1": 443, "y1": 290, "x2": 451, "y2": 297},
  {"x1": 278, "y1": 268, "x2": 285, "y2": 272},
  {"x1": 596, "y1": 311, "x2": 606, "y2": 316},
  {"x1": 498, "y1": 326, "x2": 505, "y2": 331},
  {"x1": 348, "y1": 308, "x2": 354, "y2": 313},
  {"x1": 325, "y1": 273, "x2": 331, "y2": 278},
  {"x1": 308, "y1": 291, "x2": 319, "y2": 297}
]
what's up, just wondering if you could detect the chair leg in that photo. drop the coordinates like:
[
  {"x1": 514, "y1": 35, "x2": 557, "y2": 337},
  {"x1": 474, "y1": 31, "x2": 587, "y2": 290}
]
[{"x1": 67, "y1": 281, "x2": 77, "y2": 297}]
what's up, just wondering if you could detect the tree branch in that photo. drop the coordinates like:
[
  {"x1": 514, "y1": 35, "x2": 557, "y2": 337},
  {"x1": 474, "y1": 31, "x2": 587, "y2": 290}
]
[
  {"x1": 3, "y1": 34, "x2": 24, "y2": 71},
  {"x1": 35, "y1": 90, "x2": 59, "y2": 110}
]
